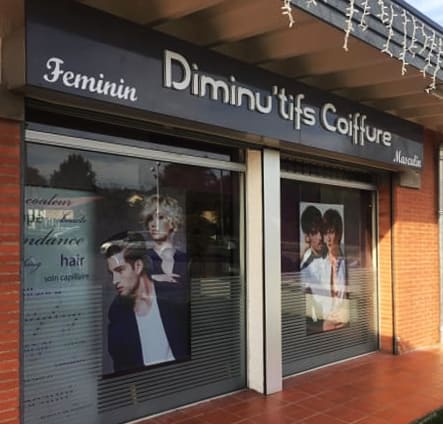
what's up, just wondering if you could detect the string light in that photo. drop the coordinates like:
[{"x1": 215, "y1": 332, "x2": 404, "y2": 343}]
[
  {"x1": 426, "y1": 38, "x2": 443, "y2": 93},
  {"x1": 399, "y1": 10, "x2": 410, "y2": 75},
  {"x1": 343, "y1": 0, "x2": 356, "y2": 51},
  {"x1": 282, "y1": 0, "x2": 443, "y2": 97},
  {"x1": 418, "y1": 25, "x2": 432, "y2": 56},
  {"x1": 281, "y1": 0, "x2": 295, "y2": 28},
  {"x1": 359, "y1": 0, "x2": 371, "y2": 32},
  {"x1": 408, "y1": 15, "x2": 419, "y2": 56},
  {"x1": 377, "y1": 0, "x2": 389, "y2": 24},
  {"x1": 422, "y1": 29, "x2": 437, "y2": 77},
  {"x1": 381, "y1": 4, "x2": 396, "y2": 58}
]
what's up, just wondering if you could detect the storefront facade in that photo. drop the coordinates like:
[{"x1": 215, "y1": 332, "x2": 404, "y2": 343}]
[{"x1": 0, "y1": 0, "x2": 441, "y2": 423}]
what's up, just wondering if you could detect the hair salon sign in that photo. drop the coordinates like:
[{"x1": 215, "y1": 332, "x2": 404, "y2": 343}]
[{"x1": 26, "y1": 0, "x2": 423, "y2": 170}]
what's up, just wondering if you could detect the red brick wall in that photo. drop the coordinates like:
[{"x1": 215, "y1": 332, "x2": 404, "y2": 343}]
[
  {"x1": 378, "y1": 175, "x2": 394, "y2": 353},
  {"x1": 393, "y1": 129, "x2": 440, "y2": 353},
  {"x1": 0, "y1": 119, "x2": 21, "y2": 424}
]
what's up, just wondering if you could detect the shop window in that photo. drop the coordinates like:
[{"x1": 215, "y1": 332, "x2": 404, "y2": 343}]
[
  {"x1": 281, "y1": 178, "x2": 377, "y2": 375},
  {"x1": 23, "y1": 140, "x2": 244, "y2": 423}
]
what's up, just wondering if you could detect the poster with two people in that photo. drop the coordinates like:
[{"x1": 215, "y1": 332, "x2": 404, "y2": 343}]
[{"x1": 299, "y1": 202, "x2": 349, "y2": 335}]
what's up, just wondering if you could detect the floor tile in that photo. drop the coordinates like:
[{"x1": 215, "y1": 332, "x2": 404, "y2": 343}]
[
  {"x1": 354, "y1": 415, "x2": 390, "y2": 424},
  {"x1": 297, "y1": 395, "x2": 336, "y2": 413},
  {"x1": 269, "y1": 387, "x2": 313, "y2": 403},
  {"x1": 325, "y1": 404, "x2": 368, "y2": 423},
  {"x1": 177, "y1": 417, "x2": 209, "y2": 424},
  {"x1": 283, "y1": 404, "x2": 319, "y2": 421},
  {"x1": 300, "y1": 412, "x2": 347, "y2": 424},
  {"x1": 199, "y1": 408, "x2": 242, "y2": 424},
  {"x1": 140, "y1": 347, "x2": 443, "y2": 424}
]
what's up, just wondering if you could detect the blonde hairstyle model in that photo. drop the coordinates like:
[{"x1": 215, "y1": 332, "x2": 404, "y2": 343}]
[{"x1": 141, "y1": 194, "x2": 184, "y2": 231}]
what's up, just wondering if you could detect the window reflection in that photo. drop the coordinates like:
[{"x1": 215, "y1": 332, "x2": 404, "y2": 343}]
[{"x1": 26, "y1": 143, "x2": 241, "y2": 280}]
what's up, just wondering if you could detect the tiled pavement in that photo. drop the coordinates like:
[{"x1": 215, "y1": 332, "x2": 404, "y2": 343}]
[{"x1": 139, "y1": 347, "x2": 443, "y2": 424}]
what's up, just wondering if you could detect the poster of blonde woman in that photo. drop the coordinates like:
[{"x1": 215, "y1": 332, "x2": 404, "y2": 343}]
[{"x1": 299, "y1": 202, "x2": 349, "y2": 335}]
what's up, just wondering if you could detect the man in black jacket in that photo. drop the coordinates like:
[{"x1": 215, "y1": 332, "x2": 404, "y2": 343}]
[{"x1": 102, "y1": 232, "x2": 189, "y2": 373}]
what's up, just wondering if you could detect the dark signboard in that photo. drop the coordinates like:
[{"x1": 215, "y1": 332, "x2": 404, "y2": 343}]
[{"x1": 25, "y1": 0, "x2": 423, "y2": 170}]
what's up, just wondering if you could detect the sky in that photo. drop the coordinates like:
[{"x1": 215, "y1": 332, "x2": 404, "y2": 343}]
[{"x1": 405, "y1": 0, "x2": 443, "y2": 26}]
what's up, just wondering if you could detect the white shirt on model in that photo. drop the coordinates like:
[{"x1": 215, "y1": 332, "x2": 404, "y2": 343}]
[{"x1": 135, "y1": 286, "x2": 175, "y2": 366}]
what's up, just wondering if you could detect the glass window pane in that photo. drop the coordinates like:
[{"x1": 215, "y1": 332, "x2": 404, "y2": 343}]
[
  {"x1": 23, "y1": 141, "x2": 244, "y2": 423},
  {"x1": 281, "y1": 179, "x2": 377, "y2": 374}
]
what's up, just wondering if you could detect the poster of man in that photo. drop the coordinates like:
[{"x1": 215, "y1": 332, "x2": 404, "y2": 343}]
[
  {"x1": 101, "y1": 193, "x2": 190, "y2": 375},
  {"x1": 299, "y1": 202, "x2": 349, "y2": 335}
]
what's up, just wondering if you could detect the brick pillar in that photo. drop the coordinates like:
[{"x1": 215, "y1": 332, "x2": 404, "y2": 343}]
[
  {"x1": 393, "y1": 130, "x2": 440, "y2": 352},
  {"x1": 378, "y1": 174, "x2": 394, "y2": 353},
  {"x1": 0, "y1": 119, "x2": 21, "y2": 423}
]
